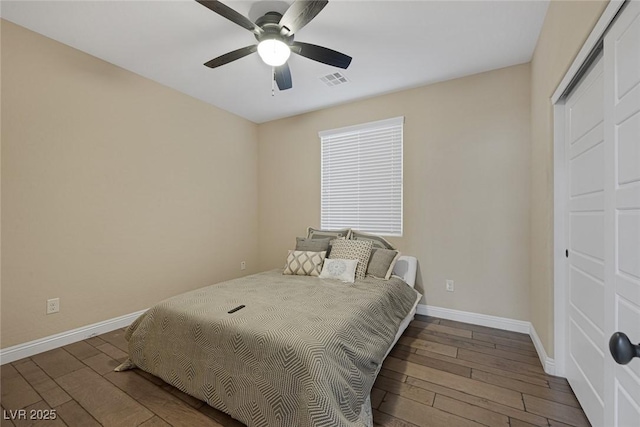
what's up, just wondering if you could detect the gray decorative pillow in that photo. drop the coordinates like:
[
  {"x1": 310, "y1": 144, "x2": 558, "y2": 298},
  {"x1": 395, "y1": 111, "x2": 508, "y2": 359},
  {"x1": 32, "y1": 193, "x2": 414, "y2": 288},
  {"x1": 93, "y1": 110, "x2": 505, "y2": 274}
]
[
  {"x1": 283, "y1": 250, "x2": 326, "y2": 276},
  {"x1": 367, "y1": 248, "x2": 401, "y2": 280},
  {"x1": 295, "y1": 237, "x2": 330, "y2": 252},
  {"x1": 307, "y1": 227, "x2": 352, "y2": 240},
  {"x1": 351, "y1": 230, "x2": 396, "y2": 250},
  {"x1": 329, "y1": 239, "x2": 373, "y2": 280}
]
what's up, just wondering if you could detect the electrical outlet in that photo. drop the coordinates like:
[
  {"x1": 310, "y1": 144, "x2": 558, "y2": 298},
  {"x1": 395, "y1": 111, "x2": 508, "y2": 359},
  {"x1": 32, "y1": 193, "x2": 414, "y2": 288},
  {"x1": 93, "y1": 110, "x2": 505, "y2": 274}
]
[
  {"x1": 446, "y1": 280, "x2": 454, "y2": 292},
  {"x1": 240, "y1": 261, "x2": 246, "y2": 271},
  {"x1": 47, "y1": 298, "x2": 60, "y2": 314}
]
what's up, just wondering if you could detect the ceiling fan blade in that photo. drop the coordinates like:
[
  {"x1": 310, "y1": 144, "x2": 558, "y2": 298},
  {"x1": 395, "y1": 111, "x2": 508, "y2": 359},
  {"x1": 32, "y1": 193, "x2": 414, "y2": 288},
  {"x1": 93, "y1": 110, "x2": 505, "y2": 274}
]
[
  {"x1": 275, "y1": 63, "x2": 292, "y2": 90},
  {"x1": 279, "y1": 0, "x2": 328, "y2": 36},
  {"x1": 204, "y1": 45, "x2": 257, "y2": 69},
  {"x1": 291, "y1": 41, "x2": 352, "y2": 69},
  {"x1": 195, "y1": 0, "x2": 262, "y2": 36}
]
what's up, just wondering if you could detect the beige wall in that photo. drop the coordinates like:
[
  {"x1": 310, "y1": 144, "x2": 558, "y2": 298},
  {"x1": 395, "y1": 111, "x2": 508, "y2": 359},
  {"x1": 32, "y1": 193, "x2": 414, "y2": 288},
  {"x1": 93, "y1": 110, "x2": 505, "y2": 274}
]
[
  {"x1": 0, "y1": 21, "x2": 259, "y2": 348},
  {"x1": 529, "y1": 0, "x2": 607, "y2": 357},
  {"x1": 258, "y1": 64, "x2": 532, "y2": 321}
]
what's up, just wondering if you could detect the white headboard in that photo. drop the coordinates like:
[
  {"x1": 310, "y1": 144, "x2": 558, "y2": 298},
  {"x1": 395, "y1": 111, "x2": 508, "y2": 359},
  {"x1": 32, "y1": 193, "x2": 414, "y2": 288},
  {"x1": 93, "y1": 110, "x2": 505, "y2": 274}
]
[{"x1": 392, "y1": 255, "x2": 418, "y2": 288}]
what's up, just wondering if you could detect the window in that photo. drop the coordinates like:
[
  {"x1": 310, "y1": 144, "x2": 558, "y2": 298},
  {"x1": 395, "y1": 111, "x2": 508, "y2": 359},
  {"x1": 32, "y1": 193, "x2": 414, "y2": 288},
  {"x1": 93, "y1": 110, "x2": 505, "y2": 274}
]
[{"x1": 319, "y1": 116, "x2": 403, "y2": 236}]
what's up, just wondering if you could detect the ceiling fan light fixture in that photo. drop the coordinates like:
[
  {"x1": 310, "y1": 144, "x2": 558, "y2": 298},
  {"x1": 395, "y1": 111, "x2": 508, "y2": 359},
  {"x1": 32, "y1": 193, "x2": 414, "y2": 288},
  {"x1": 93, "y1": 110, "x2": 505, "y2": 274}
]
[{"x1": 257, "y1": 38, "x2": 291, "y2": 66}]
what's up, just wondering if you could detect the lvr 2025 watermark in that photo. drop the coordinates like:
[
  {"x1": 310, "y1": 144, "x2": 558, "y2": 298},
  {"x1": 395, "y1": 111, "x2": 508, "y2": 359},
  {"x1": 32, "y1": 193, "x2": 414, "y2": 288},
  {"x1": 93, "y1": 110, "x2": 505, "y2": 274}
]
[{"x1": 3, "y1": 409, "x2": 57, "y2": 421}]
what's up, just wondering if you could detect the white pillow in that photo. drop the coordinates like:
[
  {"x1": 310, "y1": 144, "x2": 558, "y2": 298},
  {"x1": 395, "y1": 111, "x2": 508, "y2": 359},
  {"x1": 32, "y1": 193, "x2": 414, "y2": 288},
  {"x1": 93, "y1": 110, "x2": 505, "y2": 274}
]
[{"x1": 319, "y1": 258, "x2": 358, "y2": 283}]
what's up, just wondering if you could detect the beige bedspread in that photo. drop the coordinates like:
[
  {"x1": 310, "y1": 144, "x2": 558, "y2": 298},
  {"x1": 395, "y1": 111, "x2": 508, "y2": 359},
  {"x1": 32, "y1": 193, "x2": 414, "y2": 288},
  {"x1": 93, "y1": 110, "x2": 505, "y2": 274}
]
[{"x1": 119, "y1": 269, "x2": 419, "y2": 427}]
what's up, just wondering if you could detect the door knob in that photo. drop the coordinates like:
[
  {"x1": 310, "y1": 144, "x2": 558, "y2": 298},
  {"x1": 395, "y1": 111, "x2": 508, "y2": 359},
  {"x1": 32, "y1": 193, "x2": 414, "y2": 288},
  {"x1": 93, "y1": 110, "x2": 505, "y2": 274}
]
[{"x1": 609, "y1": 332, "x2": 640, "y2": 365}]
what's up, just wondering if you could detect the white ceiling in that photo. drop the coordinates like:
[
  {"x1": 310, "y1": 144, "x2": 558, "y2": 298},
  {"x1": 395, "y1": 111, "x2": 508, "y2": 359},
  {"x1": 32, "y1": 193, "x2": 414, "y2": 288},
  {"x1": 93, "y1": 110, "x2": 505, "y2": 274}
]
[{"x1": 1, "y1": 0, "x2": 549, "y2": 123}]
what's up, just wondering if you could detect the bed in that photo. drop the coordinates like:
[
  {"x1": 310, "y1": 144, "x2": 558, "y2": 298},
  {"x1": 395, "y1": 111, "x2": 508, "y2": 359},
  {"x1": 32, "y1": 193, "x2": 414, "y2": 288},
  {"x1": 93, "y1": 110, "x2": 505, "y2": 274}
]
[{"x1": 117, "y1": 255, "x2": 421, "y2": 427}]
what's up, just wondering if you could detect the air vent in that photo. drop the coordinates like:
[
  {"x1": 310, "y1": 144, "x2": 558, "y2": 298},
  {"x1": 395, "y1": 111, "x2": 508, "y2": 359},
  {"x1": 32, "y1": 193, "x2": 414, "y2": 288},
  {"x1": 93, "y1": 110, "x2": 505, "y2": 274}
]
[{"x1": 320, "y1": 72, "x2": 349, "y2": 87}]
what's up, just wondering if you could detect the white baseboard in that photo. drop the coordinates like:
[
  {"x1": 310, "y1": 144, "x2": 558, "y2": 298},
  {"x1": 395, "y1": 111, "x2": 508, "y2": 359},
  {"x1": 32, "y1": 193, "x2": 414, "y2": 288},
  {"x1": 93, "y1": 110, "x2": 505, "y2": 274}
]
[
  {"x1": 416, "y1": 304, "x2": 530, "y2": 334},
  {"x1": 416, "y1": 304, "x2": 556, "y2": 375},
  {"x1": 0, "y1": 309, "x2": 146, "y2": 365},
  {"x1": 529, "y1": 322, "x2": 556, "y2": 375}
]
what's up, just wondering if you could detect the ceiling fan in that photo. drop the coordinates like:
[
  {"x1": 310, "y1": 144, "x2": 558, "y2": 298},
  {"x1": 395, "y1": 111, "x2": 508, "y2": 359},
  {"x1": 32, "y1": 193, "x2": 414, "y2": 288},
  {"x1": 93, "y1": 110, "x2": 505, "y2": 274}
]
[{"x1": 196, "y1": 0, "x2": 352, "y2": 91}]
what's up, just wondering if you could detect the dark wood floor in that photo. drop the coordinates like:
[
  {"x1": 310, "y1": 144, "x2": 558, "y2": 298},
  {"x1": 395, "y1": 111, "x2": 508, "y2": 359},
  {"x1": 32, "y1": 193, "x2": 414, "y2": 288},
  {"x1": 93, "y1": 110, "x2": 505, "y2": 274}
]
[{"x1": 0, "y1": 315, "x2": 590, "y2": 427}]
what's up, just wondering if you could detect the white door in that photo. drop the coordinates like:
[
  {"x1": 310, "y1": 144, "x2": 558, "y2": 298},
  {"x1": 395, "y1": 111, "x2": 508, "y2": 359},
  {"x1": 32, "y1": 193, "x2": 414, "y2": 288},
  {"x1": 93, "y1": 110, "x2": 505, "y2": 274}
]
[
  {"x1": 603, "y1": 1, "x2": 640, "y2": 426},
  {"x1": 565, "y1": 53, "x2": 606, "y2": 427},
  {"x1": 564, "y1": 2, "x2": 640, "y2": 426}
]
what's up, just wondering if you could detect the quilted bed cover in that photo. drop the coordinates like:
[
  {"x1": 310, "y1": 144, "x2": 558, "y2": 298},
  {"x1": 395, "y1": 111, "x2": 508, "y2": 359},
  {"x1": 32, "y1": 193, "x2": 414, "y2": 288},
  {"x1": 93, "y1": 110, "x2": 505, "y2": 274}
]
[{"x1": 119, "y1": 269, "x2": 419, "y2": 427}]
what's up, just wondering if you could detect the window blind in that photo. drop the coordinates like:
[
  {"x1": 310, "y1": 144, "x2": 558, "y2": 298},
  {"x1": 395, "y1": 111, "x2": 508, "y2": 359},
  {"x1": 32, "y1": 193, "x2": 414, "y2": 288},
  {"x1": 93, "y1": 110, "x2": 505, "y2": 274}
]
[{"x1": 319, "y1": 116, "x2": 403, "y2": 236}]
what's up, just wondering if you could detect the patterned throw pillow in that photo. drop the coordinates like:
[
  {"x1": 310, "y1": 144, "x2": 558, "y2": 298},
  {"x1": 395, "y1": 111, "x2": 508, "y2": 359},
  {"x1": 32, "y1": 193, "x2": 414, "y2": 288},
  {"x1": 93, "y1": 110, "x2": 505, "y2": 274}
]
[
  {"x1": 351, "y1": 230, "x2": 396, "y2": 250},
  {"x1": 329, "y1": 239, "x2": 373, "y2": 280},
  {"x1": 319, "y1": 259, "x2": 358, "y2": 283},
  {"x1": 283, "y1": 250, "x2": 326, "y2": 276},
  {"x1": 367, "y1": 248, "x2": 401, "y2": 279}
]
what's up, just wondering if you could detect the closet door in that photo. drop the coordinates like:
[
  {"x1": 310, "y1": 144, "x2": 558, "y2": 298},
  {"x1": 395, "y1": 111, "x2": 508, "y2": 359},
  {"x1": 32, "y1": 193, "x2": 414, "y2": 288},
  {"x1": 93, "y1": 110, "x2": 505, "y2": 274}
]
[
  {"x1": 564, "y1": 3, "x2": 640, "y2": 425},
  {"x1": 564, "y1": 53, "x2": 606, "y2": 427},
  {"x1": 603, "y1": 1, "x2": 640, "y2": 426}
]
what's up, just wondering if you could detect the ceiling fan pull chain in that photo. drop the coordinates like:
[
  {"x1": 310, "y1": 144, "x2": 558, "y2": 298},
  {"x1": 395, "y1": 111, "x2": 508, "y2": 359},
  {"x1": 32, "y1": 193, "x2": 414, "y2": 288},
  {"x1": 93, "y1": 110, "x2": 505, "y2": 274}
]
[{"x1": 271, "y1": 67, "x2": 276, "y2": 97}]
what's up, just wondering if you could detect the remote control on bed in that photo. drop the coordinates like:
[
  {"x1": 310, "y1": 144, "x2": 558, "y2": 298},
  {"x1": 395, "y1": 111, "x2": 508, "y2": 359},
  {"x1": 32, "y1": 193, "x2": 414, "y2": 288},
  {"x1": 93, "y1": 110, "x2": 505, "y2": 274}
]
[{"x1": 227, "y1": 305, "x2": 245, "y2": 314}]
